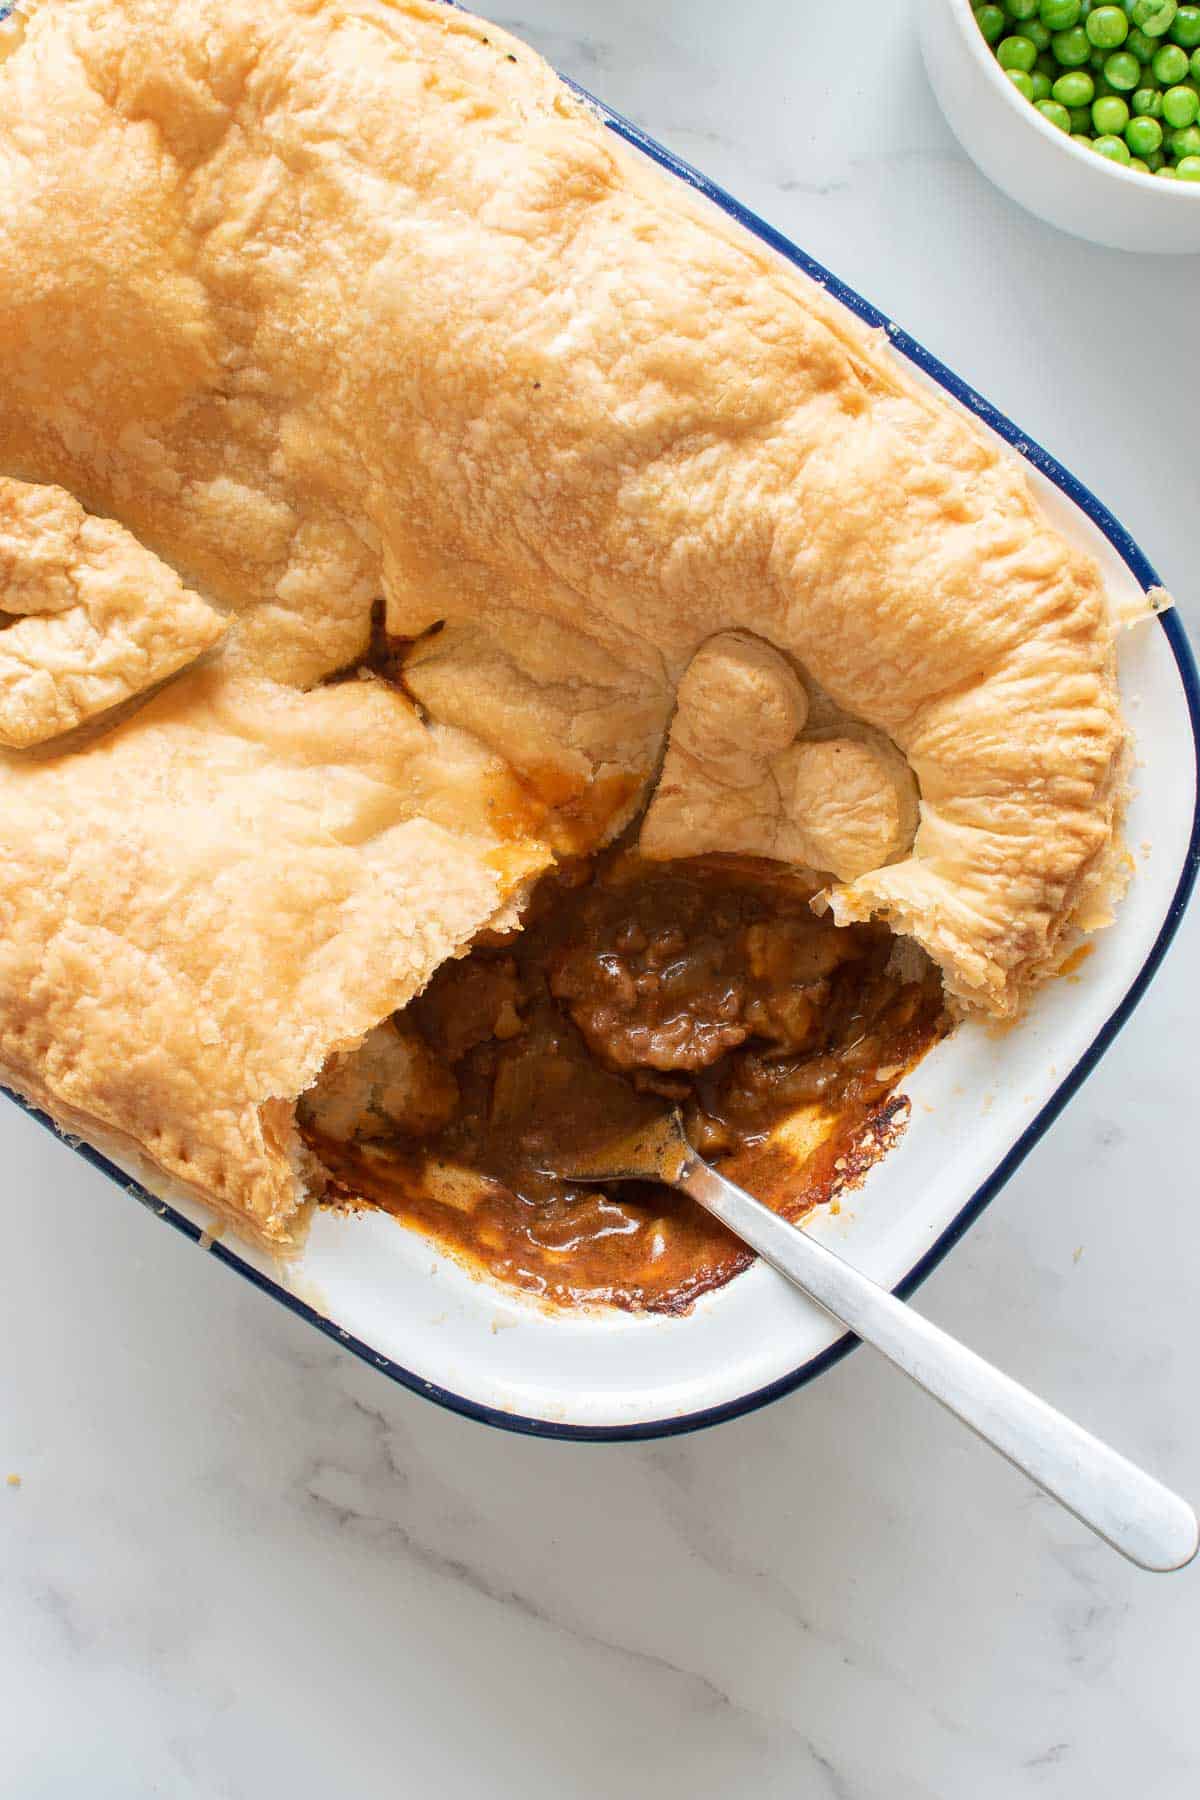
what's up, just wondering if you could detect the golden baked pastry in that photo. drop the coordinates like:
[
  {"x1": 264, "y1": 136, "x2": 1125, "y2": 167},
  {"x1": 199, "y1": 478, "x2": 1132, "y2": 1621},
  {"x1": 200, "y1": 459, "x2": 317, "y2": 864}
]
[
  {"x1": 639, "y1": 632, "x2": 920, "y2": 882},
  {"x1": 0, "y1": 477, "x2": 227, "y2": 747},
  {"x1": 0, "y1": 0, "x2": 1153, "y2": 1249}
]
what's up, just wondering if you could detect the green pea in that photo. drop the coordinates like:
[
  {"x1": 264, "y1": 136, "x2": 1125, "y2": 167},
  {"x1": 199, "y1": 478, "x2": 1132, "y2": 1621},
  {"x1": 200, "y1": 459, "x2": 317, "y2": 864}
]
[
  {"x1": 1053, "y1": 22, "x2": 1095, "y2": 58},
  {"x1": 1163, "y1": 80, "x2": 1200, "y2": 118},
  {"x1": 1129, "y1": 153, "x2": 1151, "y2": 164},
  {"x1": 1025, "y1": 16, "x2": 1054, "y2": 42},
  {"x1": 1176, "y1": 148, "x2": 1200, "y2": 169},
  {"x1": 1171, "y1": 5, "x2": 1200, "y2": 44},
  {"x1": 999, "y1": 32, "x2": 1039, "y2": 67},
  {"x1": 1104, "y1": 47, "x2": 1143, "y2": 79},
  {"x1": 1087, "y1": 3, "x2": 1130, "y2": 40},
  {"x1": 1069, "y1": 100, "x2": 1096, "y2": 124},
  {"x1": 1053, "y1": 66, "x2": 1095, "y2": 99},
  {"x1": 1029, "y1": 68, "x2": 1052, "y2": 95},
  {"x1": 1037, "y1": 95, "x2": 1074, "y2": 123},
  {"x1": 967, "y1": 2, "x2": 1005, "y2": 45},
  {"x1": 1132, "y1": 83, "x2": 1165, "y2": 109},
  {"x1": 1193, "y1": 46, "x2": 1200, "y2": 75},
  {"x1": 1006, "y1": 65, "x2": 1038, "y2": 96},
  {"x1": 1155, "y1": 161, "x2": 1180, "y2": 170},
  {"x1": 1093, "y1": 129, "x2": 1135, "y2": 153},
  {"x1": 1071, "y1": 130, "x2": 1096, "y2": 142},
  {"x1": 1169, "y1": 117, "x2": 1200, "y2": 145},
  {"x1": 1126, "y1": 24, "x2": 1159, "y2": 54},
  {"x1": 1153, "y1": 38, "x2": 1191, "y2": 73},
  {"x1": 1089, "y1": 45, "x2": 1110, "y2": 62},
  {"x1": 1126, "y1": 109, "x2": 1165, "y2": 144},
  {"x1": 1040, "y1": 0, "x2": 1081, "y2": 23},
  {"x1": 1093, "y1": 69, "x2": 1118, "y2": 89},
  {"x1": 1037, "y1": 48, "x2": 1062, "y2": 73},
  {"x1": 1131, "y1": 0, "x2": 1177, "y2": 33},
  {"x1": 1144, "y1": 144, "x2": 1167, "y2": 161},
  {"x1": 1094, "y1": 90, "x2": 1133, "y2": 123}
]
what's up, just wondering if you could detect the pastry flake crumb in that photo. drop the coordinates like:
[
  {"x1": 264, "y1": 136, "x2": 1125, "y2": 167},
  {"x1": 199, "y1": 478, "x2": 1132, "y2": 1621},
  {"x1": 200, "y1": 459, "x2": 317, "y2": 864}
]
[{"x1": 1113, "y1": 585, "x2": 1174, "y2": 630}]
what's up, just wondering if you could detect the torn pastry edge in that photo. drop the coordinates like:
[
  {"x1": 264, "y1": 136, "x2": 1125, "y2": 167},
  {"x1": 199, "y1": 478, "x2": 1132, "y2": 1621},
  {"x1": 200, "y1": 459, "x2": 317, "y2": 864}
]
[
  {"x1": 825, "y1": 741, "x2": 1134, "y2": 1020},
  {"x1": 821, "y1": 578, "x2": 1167, "y2": 1015},
  {"x1": 0, "y1": 862, "x2": 547, "y2": 1259},
  {"x1": 0, "y1": 1065, "x2": 309, "y2": 1258}
]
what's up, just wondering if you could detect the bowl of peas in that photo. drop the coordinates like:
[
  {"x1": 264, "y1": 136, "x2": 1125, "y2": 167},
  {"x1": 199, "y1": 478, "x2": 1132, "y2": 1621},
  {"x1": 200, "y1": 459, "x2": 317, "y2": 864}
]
[{"x1": 920, "y1": 0, "x2": 1200, "y2": 251}]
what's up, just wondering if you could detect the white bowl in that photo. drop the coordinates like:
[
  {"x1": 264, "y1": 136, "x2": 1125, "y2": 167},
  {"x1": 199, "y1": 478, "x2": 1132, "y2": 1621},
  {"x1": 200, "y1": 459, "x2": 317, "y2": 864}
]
[
  {"x1": 8, "y1": 83, "x2": 1199, "y2": 1440},
  {"x1": 920, "y1": 0, "x2": 1200, "y2": 254}
]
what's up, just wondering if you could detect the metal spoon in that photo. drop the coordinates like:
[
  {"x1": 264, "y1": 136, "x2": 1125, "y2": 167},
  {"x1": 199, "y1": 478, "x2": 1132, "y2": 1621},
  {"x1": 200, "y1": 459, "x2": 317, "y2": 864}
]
[{"x1": 549, "y1": 1110, "x2": 1198, "y2": 1573}]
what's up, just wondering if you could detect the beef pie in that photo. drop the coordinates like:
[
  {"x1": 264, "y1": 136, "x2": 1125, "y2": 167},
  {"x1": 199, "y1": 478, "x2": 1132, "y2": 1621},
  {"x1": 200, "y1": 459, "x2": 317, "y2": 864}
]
[{"x1": 0, "y1": 0, "x2": 1159, "y2": 1277}]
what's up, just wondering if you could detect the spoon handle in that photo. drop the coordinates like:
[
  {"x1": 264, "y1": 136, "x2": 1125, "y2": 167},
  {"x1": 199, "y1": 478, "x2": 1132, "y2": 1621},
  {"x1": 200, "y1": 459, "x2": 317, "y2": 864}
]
[{"x1": 676, "y1": 1153, "x2": 1197, "y2": 1573}]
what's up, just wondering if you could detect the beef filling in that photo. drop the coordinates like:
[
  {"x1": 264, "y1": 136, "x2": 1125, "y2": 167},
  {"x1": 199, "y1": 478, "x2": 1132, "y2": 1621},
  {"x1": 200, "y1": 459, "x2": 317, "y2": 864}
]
[{"x1": 301, "y1": 851, "x2": 948, "y2": 1313}]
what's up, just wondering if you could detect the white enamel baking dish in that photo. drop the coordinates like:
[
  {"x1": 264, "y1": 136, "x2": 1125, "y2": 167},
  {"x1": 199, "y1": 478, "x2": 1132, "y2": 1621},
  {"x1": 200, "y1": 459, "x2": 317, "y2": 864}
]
[{"x1": 6, "y1": 72, "x2": 1198, "y2": 1440}]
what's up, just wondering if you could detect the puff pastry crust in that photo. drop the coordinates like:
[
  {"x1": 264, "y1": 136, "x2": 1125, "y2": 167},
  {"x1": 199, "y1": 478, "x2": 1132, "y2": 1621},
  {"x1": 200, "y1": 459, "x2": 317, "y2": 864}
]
[
  {"x1": 0, "y1": 0, "x2": 1146, "y2": 1244},
  {"x1": 0, "y1": 477, "x2": 227, "y2": 746}
]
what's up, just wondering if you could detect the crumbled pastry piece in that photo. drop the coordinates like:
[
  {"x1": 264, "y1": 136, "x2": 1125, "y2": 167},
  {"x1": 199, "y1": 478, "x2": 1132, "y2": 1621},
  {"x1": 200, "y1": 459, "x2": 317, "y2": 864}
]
[
  {"x1": 1113, "y1": 584, "x2": 1173, "y2": 630},
  {"x1": 0, "y1": 478, "x2": 226, "y2": 747},
  {"x1": 640, "y1": 633, "x2": 918, "y2": 881},
  {"x1": 776, "y1": 736, "x2": 917, "y2": 883},
  {"x1": 0, "y1": 0, "x2": 1146, "y2": 1243},
  {"x1": 656, "y1": 632, "x2": 809, "y2": 785},
  {"x1": 299, "y1": 1020, "x2": 459, "y2": 1144}
]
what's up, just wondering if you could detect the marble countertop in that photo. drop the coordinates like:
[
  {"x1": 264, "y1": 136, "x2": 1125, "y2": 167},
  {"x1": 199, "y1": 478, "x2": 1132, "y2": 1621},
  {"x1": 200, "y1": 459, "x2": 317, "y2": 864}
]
[{"x1": 3, "y1": 2, "x2": 1198, "y2": 1795}]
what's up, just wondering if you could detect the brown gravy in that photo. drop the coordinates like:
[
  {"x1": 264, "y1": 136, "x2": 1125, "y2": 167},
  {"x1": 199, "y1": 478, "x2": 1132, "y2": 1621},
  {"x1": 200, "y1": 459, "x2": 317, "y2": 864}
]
[{"x1": 303, "y1": 853, "x2": 948, "y2": 1313}]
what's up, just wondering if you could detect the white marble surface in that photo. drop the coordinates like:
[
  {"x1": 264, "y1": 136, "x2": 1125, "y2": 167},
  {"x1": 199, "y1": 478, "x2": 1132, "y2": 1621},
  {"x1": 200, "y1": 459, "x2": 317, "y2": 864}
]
[{"x1": 3, "y1": 2, "x2": 1199, "y2": 1794}]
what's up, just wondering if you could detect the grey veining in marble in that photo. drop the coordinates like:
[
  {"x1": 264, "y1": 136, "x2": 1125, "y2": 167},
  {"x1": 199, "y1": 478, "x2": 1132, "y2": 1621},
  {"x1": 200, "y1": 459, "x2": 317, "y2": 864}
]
[{"x1": 2, "y1": 2, "x2": 1197, "y2": 1796}]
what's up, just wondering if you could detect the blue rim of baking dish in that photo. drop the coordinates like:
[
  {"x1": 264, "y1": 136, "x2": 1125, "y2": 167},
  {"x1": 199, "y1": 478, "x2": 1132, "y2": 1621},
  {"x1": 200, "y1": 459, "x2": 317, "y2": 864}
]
[{"x1": 5, "y1": 73, "x2": 1199, "y2": 1442}]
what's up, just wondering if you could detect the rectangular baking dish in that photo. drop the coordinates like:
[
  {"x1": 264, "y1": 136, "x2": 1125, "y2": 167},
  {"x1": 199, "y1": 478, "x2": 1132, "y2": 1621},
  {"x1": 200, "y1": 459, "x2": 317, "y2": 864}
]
[{"x1": 7, "y1": 64, "x2": 1198, "y2": 1440}]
